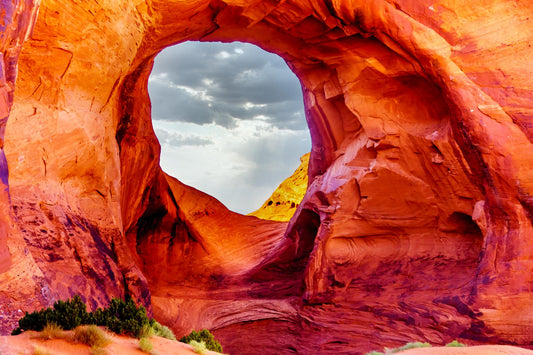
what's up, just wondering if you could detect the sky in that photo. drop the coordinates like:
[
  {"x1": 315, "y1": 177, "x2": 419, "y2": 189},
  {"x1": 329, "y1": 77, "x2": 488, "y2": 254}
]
[{"x1": 148, "y1": 41, "x2": 311, "y2": 214}]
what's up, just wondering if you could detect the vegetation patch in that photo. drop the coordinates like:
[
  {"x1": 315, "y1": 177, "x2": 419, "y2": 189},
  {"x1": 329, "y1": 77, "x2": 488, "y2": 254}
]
[
  {"x1": 152, "y1": 321, "x2": 176, "y2": 341},
  {"x1": 90, "y1": 347, "x2": 109, "y2": 355},
  {"x1": 180, "y1": 329, "x2": 223, "y2": 353},
  {"x1": 139, "y1": 337, "x2": 154, "y2": 353},
  {"x1": 365, "y1": 340, "x2": 467, "y2": 354},
  {"x1": 394, "y1": 342, "x2": 431, "y2": 352},
  {"x1": 12, "y1": 295, "x2": 176, "y2": 340},
  {"x1": 189, "y1": 340, "x2": 208, "y2": 354},
  {"x1": 445, "y1": 340, "x2": 467, "y2": 347},
  {"x1": 36, "y1": 323, "x2": 65, "y2": 340},
  {"x1": 73, "y1": 325, "x2": 111, "y2": 348},
  {"x1": 33, "y1": 345, "x2": 54, "y2": 355}
]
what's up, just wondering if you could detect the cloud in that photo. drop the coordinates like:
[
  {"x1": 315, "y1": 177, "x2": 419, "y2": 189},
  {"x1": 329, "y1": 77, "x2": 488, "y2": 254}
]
[
  {"x1": 233, "y1": 130, "x2": 310, "y2": 188},
  {"x1": 155, "y1": 126, "x2": 214, "y2": 147},
  {"x1": 148, "y1": 41, "x2": 306, "y2": 131}
]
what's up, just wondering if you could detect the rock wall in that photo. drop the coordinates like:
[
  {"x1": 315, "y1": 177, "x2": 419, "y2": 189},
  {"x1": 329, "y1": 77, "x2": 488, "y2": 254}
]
[
  {"x1": 0, "y1": 0, "x2": 52, "y2": 332},
  {"x1": 1, "y1": 0, "x2": 533, "y2": 353}
]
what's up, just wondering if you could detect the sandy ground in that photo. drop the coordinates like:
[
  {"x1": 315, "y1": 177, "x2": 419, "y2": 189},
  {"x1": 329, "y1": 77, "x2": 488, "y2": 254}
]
[
  {"x1": 399, "y1": 345, "x2": 533, "y2": 355},
  {"x1": 0, "y1": 330, "x2": 220, "y2": 355},
  {"x1": 1, "y1": 332, "x2": 532, "y2": 355}
]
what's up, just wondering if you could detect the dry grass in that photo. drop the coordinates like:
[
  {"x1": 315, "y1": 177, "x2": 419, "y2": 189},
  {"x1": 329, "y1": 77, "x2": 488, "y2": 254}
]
[
  {"x1": 33, "y1": 345, "x2": 54, "y2": 355},
  {"x1": 152, "y1": 322, "x2": 176, "y2": 341},
  {"x1": 190, "y1": 340, "x2": 207, "y2": 355},
  {"x1": 90, "y1": 346, "x2": 109, "y2": 355},
  {"x1": 73, "y1": 325, "x2": 111, "y2": 348},
  {"x1": 35, "y1": 323, "x2": 66, "y2": 341},
  {"x1": 139, "y1": 337, "x2": 154, "y2": 353},
  {"x1": 139, "y1": 324, "x2": 155, "y2": 339}
]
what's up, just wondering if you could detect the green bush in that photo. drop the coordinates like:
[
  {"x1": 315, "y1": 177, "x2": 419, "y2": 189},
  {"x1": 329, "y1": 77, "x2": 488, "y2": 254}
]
[
  {"x1": 16, "y1": 295, "x2": 89, "y2": 333},
  {"x1": 139, "y1": 337, "x2": 154, "y2": 353},
  {"x1": 365, "y1": 341, "x2": 432, "y2": 355},
  {"x1": 13, "y1": 295, "x2": 160, "y2": 339},
  {"x1": 393, "y1": 342, "x2": 431, "y2": 352},
  {"x1": 189, "y1": 340, "x2": 208, "y2": 355},
  {"x1": 152, "y1": 321, "x2": 176, "y2": 340},
  {"x1": 139, "y1": 323, "x2": 155, "y2": 339},
  {"x1": 96, "y1": 297, "x2": 151, "y2": 338},
  {"x1": 445, "y1": 340, "x2": 467, "y2": 347},
  {"x1": 180, "y1": 329, "x2": 223, "y2": 353}
]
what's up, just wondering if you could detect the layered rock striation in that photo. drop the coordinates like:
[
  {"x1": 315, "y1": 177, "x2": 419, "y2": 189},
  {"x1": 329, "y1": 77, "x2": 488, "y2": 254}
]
[{"x1": 1, "y1": 0, "x2": 533, "y2": 354}]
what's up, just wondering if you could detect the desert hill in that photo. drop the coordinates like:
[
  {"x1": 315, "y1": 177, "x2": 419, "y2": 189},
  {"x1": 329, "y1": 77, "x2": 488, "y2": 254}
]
[{"x1": 249, "y1": 153, "x2": 309, "y2": 222}]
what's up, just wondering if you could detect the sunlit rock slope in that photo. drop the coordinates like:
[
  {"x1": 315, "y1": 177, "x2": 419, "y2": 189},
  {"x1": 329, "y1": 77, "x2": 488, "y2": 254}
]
[{"x1": 249, "y1": 153, "x2": 309, "y2": 222}]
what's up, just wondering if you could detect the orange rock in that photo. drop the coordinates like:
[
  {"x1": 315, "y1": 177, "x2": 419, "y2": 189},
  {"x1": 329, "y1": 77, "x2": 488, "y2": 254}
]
[
  {"x1": 1, "y1": 0, "x2": 533, "y2": 354},
  {"x1": 0, "y1": 0, "x2": 54, "y2": 335}
]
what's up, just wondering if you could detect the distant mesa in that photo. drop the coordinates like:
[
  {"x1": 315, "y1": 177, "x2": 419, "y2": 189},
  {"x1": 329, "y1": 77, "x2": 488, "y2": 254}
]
[{"x1": 249, "y1": 153, "x2": 309, "y2": 222}]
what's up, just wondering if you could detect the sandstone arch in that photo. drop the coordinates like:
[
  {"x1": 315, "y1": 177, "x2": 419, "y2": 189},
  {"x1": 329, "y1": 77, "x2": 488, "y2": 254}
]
[{"x1": 1, "y1": 0, "x2": 533, "y2": 353}]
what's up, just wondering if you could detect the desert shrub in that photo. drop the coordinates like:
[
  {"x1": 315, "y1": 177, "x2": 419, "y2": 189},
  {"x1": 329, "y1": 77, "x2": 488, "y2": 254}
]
[
  {"x1": 189, "y1": 340, "x2": 208, "y2": 355},
  {"x1": 73, "y1": 325, "x2": 111, "y2": 348},
  {"x1": 445, "y1": 340, "x2": 467, "y2": 347},
  {"x1": 53, "y1": 295, "x2": 90, "y2": 329},
  {"x1": 364, "y1": 341, "x2": 432, "y2": 355},
  {"x1": 13, "y1": 295, "x2": 156, "y2": 338},
  {"x1": 151, "y1": 321, "x2": 176, "y2": 340},
  {"x1": 93, "y1": 296, "x2": 151, "y2": 338},
  {"x1": 38, "y1": 323, "x2": 64, "y2": 340},
  {"x1": 90, "y1": 347, "x2": 108, "y2": 355},
  {"x1": 11, "y1": 327, "x2": 23, "y2": 335},
  {"x1": 16, "y1": 308, "x2": 55, "y2": 334},
  {"x1": 33, "y1": 345, "x2": 54, "y2": 355},
  {"x1": 393, "y1": 342, "x2": 431, "y2": 352},
  {"x1": 15, "y1": 295, "x2": 89, "y2": 333},
  {"x1": 139, "y1": 323, "x2": 155, "y2": 339},
  {"x1": 139, "y1": 337, "x2": 154, "y2": 353},
  {"x1": 180, "y1": 329, "x2": 223, "y2": 353}
]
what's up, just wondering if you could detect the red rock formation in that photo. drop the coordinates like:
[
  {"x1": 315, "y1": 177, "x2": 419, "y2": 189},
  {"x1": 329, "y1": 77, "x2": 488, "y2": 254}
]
[
  {"x1": 249, "y1": 153, "x2": 309, "y2": 221},
  {"x1": 0, "y1": 0, "x2": 53, "y2": 333},
  {"x1": 1, "y1": 0, "x2": 533, "y2": 354}
]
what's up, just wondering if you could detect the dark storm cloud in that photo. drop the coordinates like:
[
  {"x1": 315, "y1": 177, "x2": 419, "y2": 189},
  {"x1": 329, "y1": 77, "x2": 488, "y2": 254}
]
[
  {"x1": 148, "y1": 41, "x2": 306, "y2": 130},
  {"x1": 149, "y1": 82, "x2": 212, "y2": 124}
]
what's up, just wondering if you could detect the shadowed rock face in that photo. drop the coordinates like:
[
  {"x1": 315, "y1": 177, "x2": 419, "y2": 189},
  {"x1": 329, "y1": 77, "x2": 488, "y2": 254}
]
[{"x1": 1, "y1": 0, "x2": 533, "y2": 353}]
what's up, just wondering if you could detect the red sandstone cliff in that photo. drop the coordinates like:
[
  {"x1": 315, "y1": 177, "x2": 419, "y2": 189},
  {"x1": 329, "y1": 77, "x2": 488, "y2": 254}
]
[
  {"x1": 0, "y1": 0, "x2": 53, "y2": 330},
  {"x1": 1, "y1": 0, "x2": 533, "y2": 354}
]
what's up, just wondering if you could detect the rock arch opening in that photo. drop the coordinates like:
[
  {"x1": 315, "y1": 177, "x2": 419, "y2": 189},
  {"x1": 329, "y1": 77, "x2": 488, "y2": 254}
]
[
  {"x1": 3, "y1": 0, "x2": 533, "y2": 352},
  {"x1": 147, "y1": 41, "x2": 310, "y2": 216}
]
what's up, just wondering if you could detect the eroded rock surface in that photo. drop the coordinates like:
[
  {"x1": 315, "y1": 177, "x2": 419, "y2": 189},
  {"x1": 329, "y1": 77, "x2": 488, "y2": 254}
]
[
  {"x1": 0, "y1": 0, "x2": 53, "y2": 333},
  {"x1": 1, "y1": 0, "x2": 533, "y2": 354}
]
